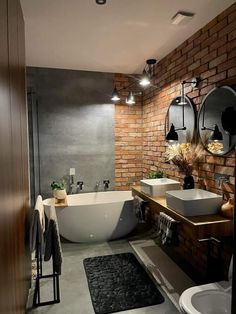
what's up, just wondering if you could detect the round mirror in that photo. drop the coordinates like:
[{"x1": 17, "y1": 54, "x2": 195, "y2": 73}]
[
  {"x1": 165, "y1": 96, "x2": 196, "y2": 143},
  {"x1": 198, "y1": 86, "x2": 236, "y2": 156}
]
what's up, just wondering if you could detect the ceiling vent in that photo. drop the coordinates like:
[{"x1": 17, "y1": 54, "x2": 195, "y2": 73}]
[
  {"x1": 171, "y1": 11, "x2": 195, "y2": 25},
  {"x1": 96, "y1": 0, "x2": 106, "y2": 4}
]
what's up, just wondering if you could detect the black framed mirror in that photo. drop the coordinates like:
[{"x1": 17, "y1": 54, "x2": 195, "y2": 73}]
[
  {"x1": 165, "y1": 95, "x2": 196, "y2": 143},
  {"x1": 198, "y1": 86, "x2": 236, "y2": 156}
]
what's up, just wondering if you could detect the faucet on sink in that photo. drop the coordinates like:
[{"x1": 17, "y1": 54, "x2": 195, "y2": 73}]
[{"x1": 214, "y1": 173, "x2": 229, "y2": 188}]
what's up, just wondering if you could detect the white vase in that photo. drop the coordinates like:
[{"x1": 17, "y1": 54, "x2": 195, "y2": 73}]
[{"x1": 53, "y1": 189, "x2": 66, "y2": 200}]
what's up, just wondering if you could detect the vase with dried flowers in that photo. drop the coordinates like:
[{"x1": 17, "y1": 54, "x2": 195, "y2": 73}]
[{"x1": 165, "y1": 142, "x2": 204, "y2": 189}]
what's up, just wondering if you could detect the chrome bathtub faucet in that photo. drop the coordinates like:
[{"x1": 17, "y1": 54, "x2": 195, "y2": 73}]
[
  {"x1": 77, "y1": 181, "x2": 84, "y2": 192},
  {"x1": 69, "y1": 174, "x2": 75, "y2": 194},
  {"x1": 95, "y1": 181, "x2": 101, "y2": 191},
  {"x1": 103, "y1": 180, "x2": 110, "y2": 190}
]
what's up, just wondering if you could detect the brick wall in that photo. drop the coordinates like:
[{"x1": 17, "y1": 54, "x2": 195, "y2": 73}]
[
  {"x1": 114, "y1": 3, "x2": 236, "y2": 281},
  {"x1": 114, "y1": 74, "x2": 143, "y2": 190},
  {"x1": 142, "y1": 3, "x2": 236, "y2": 200},
  {"x1": 114, "y1": 3, "x2": 236, "y2": 197}
]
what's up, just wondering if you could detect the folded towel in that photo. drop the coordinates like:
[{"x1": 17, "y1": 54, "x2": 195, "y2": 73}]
[
  {"x1": 133, "y1": 195, "x2": 146, "y2": 223},
  {"x1": 44, "y1": 205, "x2": 63, "y2": 275},
  {"x1": 157, "y1": 212, "x2": 176, "y2": 245}
]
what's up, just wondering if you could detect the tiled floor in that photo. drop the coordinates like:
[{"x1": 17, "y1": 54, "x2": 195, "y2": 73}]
[{"x1": 27, "y1": 239, "x2": 181, "y2": 314}]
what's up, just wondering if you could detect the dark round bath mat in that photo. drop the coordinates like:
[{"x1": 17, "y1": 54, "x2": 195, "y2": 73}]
[{"x1": 83, "y1": 252, "x2": 164, "y2": 314}]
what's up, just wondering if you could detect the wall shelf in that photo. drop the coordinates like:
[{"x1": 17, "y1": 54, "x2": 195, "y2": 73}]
[{"x1": 132, "y1": 186, "x2": 233, "y2": 237}]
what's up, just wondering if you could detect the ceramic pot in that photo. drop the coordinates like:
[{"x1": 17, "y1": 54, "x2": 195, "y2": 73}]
[
  {"x1": 183, "y1": 175, "x2": 194, "y2": 190},
  {"x1": 221, "y1": 198, "x2": 234, "y2": 219},
  {"x1": 53, "y1": 188, "x2": 67, "y2": 200}
]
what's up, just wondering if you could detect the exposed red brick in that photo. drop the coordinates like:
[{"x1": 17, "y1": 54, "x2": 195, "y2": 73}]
[
  {"x1": 209, "y1": 54, "x2": 227, "y2": 68},
  {"x1": 209, "y1": 18, "x2": 227, "y2": 36},
  {"x1": 201, "y1": 68, "x2": 217, "y2": 79},
  {"x1": 218, "y1": 59, "x2": 236, "y2": 72},
  {"x1": 188, "y1": 60, "x2": 201, "y2": 71},
  {"x1": 228, "y1": 67, "x2": 236, "y2": 77},
  {"x1": 229, "y1": 29, "x2": 236, "y2": 41},
  {"x1": 114, "y1": 3, "x2": 235, "y2": 205},
  {"x1": 182, "y1": 42, "x2": 194, "y2": 54},
  {"x1": 201, "y1": 33, "x2": 218, "y2": 49},
  {"x1": 209, "y1": 35, "x2": 227, "y2": 51},
  {"x1": 228, "y1": 10, "x2": 236, "y2": 23},
  {"x1": 218, "y1": 38, "x2": 236, "y2": 54},
  {"x1": 215, "y1": 166, "x2": 235, "y2": 176},
  {"x1": 201, "y1": 50, "x2": 217, "y2": 65},
  {"x1": 219, "y1": 20, "x2": 236, "y2": 37},
  {"x1": 194, "y1": 47, "x2": 209, "y2": 61},
  {"x1": 209, "y1": 71, "x2": 227, "y2": 83}
]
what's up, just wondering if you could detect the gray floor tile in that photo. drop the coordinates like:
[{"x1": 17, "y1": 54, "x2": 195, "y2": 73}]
[{"x1": 28, "y1": 240, "x2": 180, "y2": 314}]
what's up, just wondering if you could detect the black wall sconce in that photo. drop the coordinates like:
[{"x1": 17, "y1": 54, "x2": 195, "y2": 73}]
[
  {"x1": 201, "y1": 124, "x2": 223, "y2": 142},
  {"x1": 165, "y1": 78, "x2": 199, "y2": 142},
  {"x1": 111, "y1": 59, "x2": 157, "y2": 105},
  {"x1": 179, "y1": 77, "x2": 200, "y2": 105}
]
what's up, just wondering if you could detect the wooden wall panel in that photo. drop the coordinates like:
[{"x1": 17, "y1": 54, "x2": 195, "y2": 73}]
[{"x1": 0, "y1": 0, "x2": 30, "y2": 312}]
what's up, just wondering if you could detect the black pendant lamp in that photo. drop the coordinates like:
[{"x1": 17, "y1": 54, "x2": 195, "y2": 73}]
[
  {"x1": 209, "y1": 124, "x2": 223, "y2": 142},
  {"x1": 126, "y1": 91, "x2": 135, "y2": 105},
  {"x1": 111, "y1": 86, "x2": 120, "y2": 102},
  {"x1": 166, "y1": 124, "x2": 178, "y2": 142}
]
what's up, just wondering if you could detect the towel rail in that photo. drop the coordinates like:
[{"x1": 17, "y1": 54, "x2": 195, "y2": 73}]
[{"x1": 33, "y1": 222, "x2": 60, "y2": 307}]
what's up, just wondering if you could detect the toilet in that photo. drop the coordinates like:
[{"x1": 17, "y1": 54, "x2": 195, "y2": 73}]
[{"x1": 179, "y1": 257, "x2": 233, "y2": 314}]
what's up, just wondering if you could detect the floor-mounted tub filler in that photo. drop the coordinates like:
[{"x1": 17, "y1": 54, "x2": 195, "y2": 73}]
[{"x1": 43, "y1": 191, "x2": 137, "y2": 242}]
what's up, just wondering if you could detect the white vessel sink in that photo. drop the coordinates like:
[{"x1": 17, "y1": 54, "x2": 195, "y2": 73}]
[
  {"x1": 140, "y1": 178, "x2": 180, "y2": 197},
  {"x1": 166, "y1": 189, "x2": 222, "y2": 216},
  {"x1": 192, "y1": 289, "x2": 231, "y2": 314}
]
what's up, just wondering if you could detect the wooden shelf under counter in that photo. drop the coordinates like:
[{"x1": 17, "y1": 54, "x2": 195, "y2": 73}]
[{"x1": 132, "y1": 186, "x2": 233, "y2": 237}]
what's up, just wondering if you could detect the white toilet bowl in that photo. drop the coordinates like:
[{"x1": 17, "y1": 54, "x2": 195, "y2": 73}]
[
  {"x1": 179, "y1": 257, "x2": 233, "y2": 314},
  {"x1": 179, "y1": 282, "x2": 231, "y2": 314}
]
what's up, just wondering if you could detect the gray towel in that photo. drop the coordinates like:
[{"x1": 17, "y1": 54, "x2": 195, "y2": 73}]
[
  {"x1": 30, "y1": 210, "x2": 43, "y2": 253},
  {"x1": 44, "y1": 205, "x2": 62, "y2": 275},
  {"x1": 157, "y1": 212, "x2": 176, "y2": 245},
  {"x1": 29, "y1": 195, "x2": 45, "y2": 253},
  {"x1": 133, "y1": 195, "x2": 146, "y2": 223}
]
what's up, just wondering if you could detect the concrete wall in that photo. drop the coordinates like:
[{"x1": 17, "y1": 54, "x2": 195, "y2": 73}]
[{"x1": 27, "y1": 67, "x2": 115, "y2": 199}]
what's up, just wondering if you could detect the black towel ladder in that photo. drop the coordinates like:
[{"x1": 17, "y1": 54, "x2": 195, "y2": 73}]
[{"x1": 33, "y1": 225, "x2": 60, "y2": 307}]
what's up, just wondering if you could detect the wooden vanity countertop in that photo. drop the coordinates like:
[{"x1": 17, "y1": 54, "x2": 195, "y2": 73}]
[{"x1": 132, "y1": 186, "x2": 233, "y2": 228}]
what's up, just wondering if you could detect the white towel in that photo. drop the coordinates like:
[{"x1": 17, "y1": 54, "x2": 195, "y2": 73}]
[
  {"x1": 35, "y1": 195, "x2": 45, "y2": 233},
  {"x1": 157, "y1": 212, "x2": 176, "y2": 245}
]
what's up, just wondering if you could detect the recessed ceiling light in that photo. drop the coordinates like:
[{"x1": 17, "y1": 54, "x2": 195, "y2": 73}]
[
  {"x1": 171, "y1": 11, "x2": 195, "y2": 25},
  {"x1": 96, "y1": 0, "x2": 106, "y2": 4}
]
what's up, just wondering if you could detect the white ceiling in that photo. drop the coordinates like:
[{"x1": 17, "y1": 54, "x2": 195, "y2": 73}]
[{"x1": 20, "y1": 0, "x2": 235, "y2": 74}]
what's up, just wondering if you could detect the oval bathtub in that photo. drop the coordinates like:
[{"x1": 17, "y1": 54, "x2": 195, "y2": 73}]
[{"x1": 43, "y1": 191, "x2": 138, "y2": 243}]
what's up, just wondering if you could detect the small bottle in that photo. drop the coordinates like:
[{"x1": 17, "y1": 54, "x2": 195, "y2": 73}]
[{"x1": 220, "y1": 198, "x2": 234, "y2": 219}]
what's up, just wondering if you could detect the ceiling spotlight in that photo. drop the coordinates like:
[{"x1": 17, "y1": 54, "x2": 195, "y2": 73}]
[
  {"x1": 111, "y1": 86, "x2": 120, "y2": 102},
  {"x1": 126, "y1": 91, "x2": 135, "y2": 105},
  {"x1": 96, "y1": 0, "x2": 106, "y2": 4},
  {"x1": 139, "y1": 59, "x2": 157, "y2": 87},
  {"x1": 139, "y1": 70, "x2": 151, "y2": 87}
]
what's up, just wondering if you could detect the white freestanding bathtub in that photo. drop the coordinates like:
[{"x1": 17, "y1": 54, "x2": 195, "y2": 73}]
[{"x1": 43, "y1": 191, "x2": 138, "y2": 243}]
